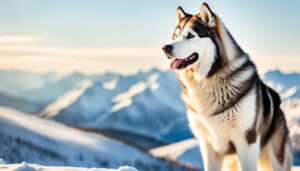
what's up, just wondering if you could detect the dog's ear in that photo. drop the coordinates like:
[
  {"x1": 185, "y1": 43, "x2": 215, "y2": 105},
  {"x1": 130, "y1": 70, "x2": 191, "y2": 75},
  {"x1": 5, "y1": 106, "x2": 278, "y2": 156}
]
[
  {"x1": 197, "y1": 3, "x2": 215, "y2": 27},
  {"x1": 176, "y1": 6, "x2": 187, "y2": 22}
]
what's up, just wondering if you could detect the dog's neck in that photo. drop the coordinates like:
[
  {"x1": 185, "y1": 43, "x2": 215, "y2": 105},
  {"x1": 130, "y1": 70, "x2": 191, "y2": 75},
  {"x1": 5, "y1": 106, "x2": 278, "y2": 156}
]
[
  {"x1": 189, "y1": 17, "x2": 245, "y2": 81},
  {"x1": 214, "y1": 17, "x2": 244, "y2": 62},
  {"x1": 178, "y1": 54, "x2": 257, "y2": 116}
]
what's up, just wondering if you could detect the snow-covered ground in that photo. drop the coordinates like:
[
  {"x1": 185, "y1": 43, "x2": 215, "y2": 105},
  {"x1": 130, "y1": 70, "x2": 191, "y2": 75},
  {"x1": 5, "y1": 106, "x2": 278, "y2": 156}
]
[
  {"x1": 0, "y1": 162, "x2": 137, "y2": 171},
  {"x1": 0, "y1": 107, "x2": 183, "y2": 170}
]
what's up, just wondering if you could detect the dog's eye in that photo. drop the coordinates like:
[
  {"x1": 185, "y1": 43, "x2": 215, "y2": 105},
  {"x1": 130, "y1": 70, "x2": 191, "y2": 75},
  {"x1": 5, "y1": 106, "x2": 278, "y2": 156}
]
[{"x1": 186, "y1": 33, "x2": 195, "y2": 39}]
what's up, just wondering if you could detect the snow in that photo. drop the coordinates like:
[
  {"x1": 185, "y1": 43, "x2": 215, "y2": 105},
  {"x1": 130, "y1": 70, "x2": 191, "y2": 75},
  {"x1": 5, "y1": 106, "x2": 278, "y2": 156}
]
[
  {"x1": 263, "y1": 70, "x2": 300, "y2": 100},
  {"x1": 103, "y1": 77, "x2": 119, "y2": 90},
  {"x1": 150, "y1": 139, "x2": 202, "y2": 168},
  {"x1": 111, "y1": 99, "x2": 133, "y2": 112},
  {"x1": 44, "y1": 69, "x2": 190, "y2": 144},
  {"x1": 281, "y1": 86, "x2": 298, "y2": 100},
  {"x1": 2, "y1": 161, "x2": 300, "y2": 171},
  {"x1": 112, "y1": 82, "x2": 147, "y2": 104},
  {"x1": 0, "y1": 159, "x2": 6, "y2": 165},
  {"x1": 88, "y1": 71, "x2": 190, "y2": 143},
  {"x1": 0, "y1": 107, "x2": 176, "y2": 170},
  {"x1": 40, "y1": 80, "x2": 92, "y2": 118},
  {"x1": 50, "y1": 69, "x2": 158, "y2": 126},
  {"x1": 0, "y1": 162, "x2": 137, "y2": 171},
  {"x1": 111, "y1": 73, "x2": 159, "y2": 112},
  {"x1": 117, "y1": 166, "x2": 138, "y2": 171}
]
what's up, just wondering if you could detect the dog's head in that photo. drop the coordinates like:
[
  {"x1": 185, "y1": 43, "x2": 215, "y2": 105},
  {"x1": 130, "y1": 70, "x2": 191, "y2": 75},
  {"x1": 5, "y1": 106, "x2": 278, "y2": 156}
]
[{"x1": 162, "y1": 3, "x2": 219, "y2": 77}]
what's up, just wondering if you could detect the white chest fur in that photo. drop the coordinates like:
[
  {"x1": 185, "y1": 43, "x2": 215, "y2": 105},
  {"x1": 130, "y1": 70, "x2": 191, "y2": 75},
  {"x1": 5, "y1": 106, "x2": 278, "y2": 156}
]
[{"x1": 179, "y1": 70, "x2": 257, "y2": 153}]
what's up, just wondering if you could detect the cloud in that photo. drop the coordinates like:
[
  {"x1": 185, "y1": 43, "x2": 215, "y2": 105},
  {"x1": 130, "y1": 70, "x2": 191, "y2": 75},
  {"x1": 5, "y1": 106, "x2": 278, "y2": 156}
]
[
  {"x1": 1, "y1": 35, "x2": 298, "y2": 75},
  {"x1": 251, "y1": 54, "x2": 300, "y2": 75},
  {"x1": 0, "y1": 35, "x2": 44, "y2": 45},
  {"x1": 0, "y1": 53, "x2": 168, "y2": 75},
  {"x1": 1, "y1": 41, "x2": 299, "y2": 75},
  {"x1": 0, "y1": 36, "x2": 168, "y2": 74},
  {"x1": 0, "y1": 43, "x2": 164, "y2": 60}
]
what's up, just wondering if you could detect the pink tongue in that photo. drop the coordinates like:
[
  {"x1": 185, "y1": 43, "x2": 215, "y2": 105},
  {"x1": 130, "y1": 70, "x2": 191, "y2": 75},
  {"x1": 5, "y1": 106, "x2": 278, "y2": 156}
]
[{"x1": 170, "y1": 59, "x2": 183, "y2": 70}]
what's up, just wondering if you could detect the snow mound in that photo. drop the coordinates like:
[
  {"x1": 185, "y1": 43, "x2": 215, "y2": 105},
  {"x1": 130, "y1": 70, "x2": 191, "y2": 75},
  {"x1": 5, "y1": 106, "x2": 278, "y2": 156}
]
[
  {"x1": 0, "y1": 159, "x2": 6, "y2": 165},
  {"x1": 0, "y1": 162, "x2": 137, "y2": 171},
  {"x1": 117, "y1": 166, "x2": 138, "y2": 171}
]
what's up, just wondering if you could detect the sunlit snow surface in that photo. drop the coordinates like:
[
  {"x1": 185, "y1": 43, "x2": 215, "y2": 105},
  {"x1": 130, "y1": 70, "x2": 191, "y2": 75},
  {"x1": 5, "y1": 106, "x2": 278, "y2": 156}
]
[
  {"x1": 0, "y1": 107, "x2": 172, "y2": 170},
  {"x1": 0, "y1": 162, "x2": 138, "y2": 171}
]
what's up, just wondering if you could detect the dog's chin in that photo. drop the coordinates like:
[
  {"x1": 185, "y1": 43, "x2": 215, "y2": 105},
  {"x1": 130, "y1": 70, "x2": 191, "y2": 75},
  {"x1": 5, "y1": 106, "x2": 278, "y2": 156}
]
[{"x1": 169, "y1": 53, "x2": 199, "y2": 70}]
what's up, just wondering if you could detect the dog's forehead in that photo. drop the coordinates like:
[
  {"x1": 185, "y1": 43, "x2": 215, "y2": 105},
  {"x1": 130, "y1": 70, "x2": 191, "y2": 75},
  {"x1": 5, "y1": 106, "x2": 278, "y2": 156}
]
[
  {"x1": 175, "y1": 17, "x2": 191, "y2": 31},
  {"x1": 173, "y1": 16, "x2": 210, "y2": 38}
]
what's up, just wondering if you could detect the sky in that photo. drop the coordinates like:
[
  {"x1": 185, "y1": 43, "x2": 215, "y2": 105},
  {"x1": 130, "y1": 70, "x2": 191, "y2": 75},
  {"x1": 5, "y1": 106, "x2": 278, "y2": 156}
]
[{"x1": 0, "y1": 0, "x2": 299, "y2": 74}]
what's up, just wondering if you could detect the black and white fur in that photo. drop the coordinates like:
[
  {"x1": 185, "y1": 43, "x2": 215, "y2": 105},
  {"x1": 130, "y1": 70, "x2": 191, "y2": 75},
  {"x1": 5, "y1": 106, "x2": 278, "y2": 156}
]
[{"x1": 162, "y1": 3, "x2": 292, "y2": 171}]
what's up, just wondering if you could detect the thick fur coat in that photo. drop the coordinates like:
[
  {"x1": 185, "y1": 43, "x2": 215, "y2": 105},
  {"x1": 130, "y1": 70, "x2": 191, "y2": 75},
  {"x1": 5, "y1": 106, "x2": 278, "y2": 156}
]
[{"x1": 162, "y1": 3, "x2": 292, "y2": 171}]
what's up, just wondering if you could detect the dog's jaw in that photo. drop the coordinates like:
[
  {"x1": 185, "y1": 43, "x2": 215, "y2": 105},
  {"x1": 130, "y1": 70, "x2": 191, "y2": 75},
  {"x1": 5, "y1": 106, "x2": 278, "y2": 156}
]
[{"x1": 176, "y1": 63, "x2": 204, "y2": 83}]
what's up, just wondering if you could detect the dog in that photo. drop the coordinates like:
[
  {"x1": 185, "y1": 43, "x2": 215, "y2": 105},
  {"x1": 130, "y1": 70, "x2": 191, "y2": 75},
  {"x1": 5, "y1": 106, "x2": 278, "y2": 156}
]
[{"x1": 162, "y1": 3, "x2": 292, "y2": 171}]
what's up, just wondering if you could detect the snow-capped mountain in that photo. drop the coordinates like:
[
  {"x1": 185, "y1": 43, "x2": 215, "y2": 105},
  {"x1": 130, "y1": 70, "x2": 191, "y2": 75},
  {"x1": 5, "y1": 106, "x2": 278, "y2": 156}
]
[
  {"x1": 23, "y1": 72, "x2": 88, "y2": 107},
  {"x1": 0, "y1": 70, "x2": 119, "y2": 113},
  {"x1": 0, "y1": 70, "x2": 57, "y2": 98},
  {"x1": 40, "y1": 80, "x2": 93, "y2": 118},
  {"x1": 87, "y1": 71, "x2": 189, "y2": 142},
  {"x1": 0, "y1": 70, "x2": 58, "y2": 112},
  {"x1": 0, "y1": 71, "x2": 89, "y2": 112},
  {"x1": 264, "y1": 70, "x2": 300, "y2": 100},
  {"x1": 48, "y1": 70, "x2": 192, "y2": 144},
  {"x1": 0, "y1": 107, "x2": 189, "y2": 171},
  {"x1": 48, "y1": 69, "x2": 159, "y2": 124}
]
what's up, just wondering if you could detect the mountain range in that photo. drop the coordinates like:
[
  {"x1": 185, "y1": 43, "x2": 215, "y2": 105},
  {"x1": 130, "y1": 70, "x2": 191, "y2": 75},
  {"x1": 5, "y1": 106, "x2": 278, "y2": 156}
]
[{"x1": 0, "y1": 69, "x2": 299, "y2": 146}]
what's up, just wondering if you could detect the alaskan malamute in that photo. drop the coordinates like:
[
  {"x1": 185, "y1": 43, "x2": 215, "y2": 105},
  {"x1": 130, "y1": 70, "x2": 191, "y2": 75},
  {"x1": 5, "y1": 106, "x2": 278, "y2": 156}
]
[{"x1": 162, "y1": 3, "x2": 292, "y2": 171}]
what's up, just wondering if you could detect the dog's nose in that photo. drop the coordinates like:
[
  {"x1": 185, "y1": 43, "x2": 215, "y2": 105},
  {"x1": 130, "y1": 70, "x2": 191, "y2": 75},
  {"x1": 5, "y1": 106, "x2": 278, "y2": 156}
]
[{"x1": 162, "y1": 45, "x2": 172, "y2": 54}]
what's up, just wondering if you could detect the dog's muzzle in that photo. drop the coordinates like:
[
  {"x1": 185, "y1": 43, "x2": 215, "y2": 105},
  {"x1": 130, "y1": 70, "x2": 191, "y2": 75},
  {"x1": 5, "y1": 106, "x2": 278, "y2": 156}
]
[{"x1": 162, "y1": 45, "x2": 173, "y2": 59}]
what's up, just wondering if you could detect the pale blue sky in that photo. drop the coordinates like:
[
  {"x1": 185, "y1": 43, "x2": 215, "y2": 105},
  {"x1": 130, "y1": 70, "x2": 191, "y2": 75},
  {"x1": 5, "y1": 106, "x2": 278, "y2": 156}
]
[{"x1": 0, "y1": 0, "x2": 299, "y2": 74}]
